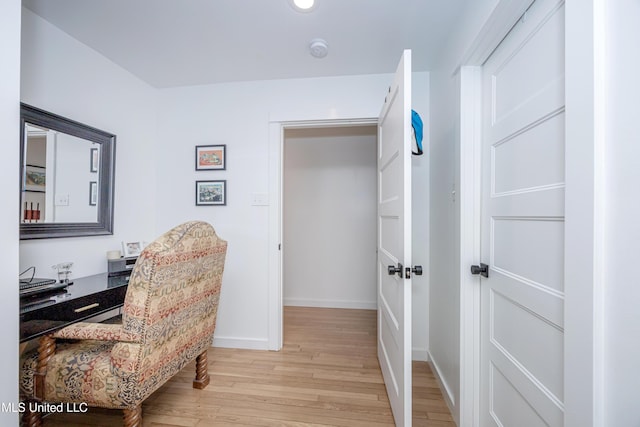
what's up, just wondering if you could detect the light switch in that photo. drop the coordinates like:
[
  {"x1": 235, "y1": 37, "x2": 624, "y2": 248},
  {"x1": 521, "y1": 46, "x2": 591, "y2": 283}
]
[
  {"x1": 251, "y1": 193, "x2": 269, "y2": 206},
  {"x1": 55, "y1": 194, "x2": 69, "y2": 206}
]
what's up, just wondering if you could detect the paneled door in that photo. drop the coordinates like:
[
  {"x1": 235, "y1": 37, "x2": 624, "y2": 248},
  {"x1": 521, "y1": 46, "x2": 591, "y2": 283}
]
[
  {"x1": 377, "y1": 49, "x2": 412, "y2": 427},
  {"x1": 479, "y1": 0, "x2": 566, "y2": 425}
]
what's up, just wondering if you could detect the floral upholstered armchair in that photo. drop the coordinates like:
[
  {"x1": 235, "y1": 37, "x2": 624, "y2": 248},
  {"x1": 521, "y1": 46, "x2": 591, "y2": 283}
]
[{"x1": 20, "y1": 221, "x2": 227, "y2": 427}]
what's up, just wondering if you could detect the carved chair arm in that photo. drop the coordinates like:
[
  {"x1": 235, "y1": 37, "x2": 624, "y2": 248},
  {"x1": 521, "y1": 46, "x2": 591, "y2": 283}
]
[{"x1": 32, "y1": 323, "x2": 141, "y2": 400}]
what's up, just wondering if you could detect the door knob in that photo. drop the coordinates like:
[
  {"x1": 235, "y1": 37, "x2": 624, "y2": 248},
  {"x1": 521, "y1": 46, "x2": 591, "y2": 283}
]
[
  {"x1": 411, "y1": 265, "x2": 423, "y2": 276},
  {"x1": 387, "y1": 263, "x2": 403, "y2": 278},
  {"x1": 470, "y1": 263, "x2": 489, "y2": 278}
]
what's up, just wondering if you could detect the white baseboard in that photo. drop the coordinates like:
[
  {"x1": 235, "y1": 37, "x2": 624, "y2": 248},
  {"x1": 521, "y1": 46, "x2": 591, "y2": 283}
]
[
  {"x1": 428, "y1": 351, "x2": 456, "y2": 414},
  {"x1": 212, "y1": 336, "x2": 270, "y2": 351},
  {"x1": 284, "y1": 297, "x2": 377, "y2": 310},
  {"x1": 412, "y1": 348, "x2": 429, "y2": 362}
]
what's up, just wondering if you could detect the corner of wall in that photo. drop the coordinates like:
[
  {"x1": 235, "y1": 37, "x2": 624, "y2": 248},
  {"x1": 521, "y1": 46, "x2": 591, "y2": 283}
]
[{"x1": 0, "y1": 1, "x2": 22, "y2": 425}]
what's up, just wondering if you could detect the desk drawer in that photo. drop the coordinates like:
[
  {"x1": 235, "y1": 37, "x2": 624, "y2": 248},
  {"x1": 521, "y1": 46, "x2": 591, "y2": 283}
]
[
  {"x1": 20, "y1": 289, "x2": 128, "y2": 322},
  {"x1": 51, "y1": 288, "x2": 127, "y2": 321},
  {"x1": 20, "y1": 273, "x2": 129, "y2": 342}
]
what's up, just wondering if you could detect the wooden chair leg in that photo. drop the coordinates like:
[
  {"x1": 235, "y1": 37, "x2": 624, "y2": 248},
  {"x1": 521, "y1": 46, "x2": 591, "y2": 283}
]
[
  {"x1": 192, "y1": 350, "x2": 210, "y2": 389},
  {"x1": 123, "y1": 405, "x2": 142, "y2": 427},
  {"x1": 22, "y1": 403, "x2": 42, "y2": 427},
  {"x1": 34, "y1": 335, "x2": 56, "y2": 400}
]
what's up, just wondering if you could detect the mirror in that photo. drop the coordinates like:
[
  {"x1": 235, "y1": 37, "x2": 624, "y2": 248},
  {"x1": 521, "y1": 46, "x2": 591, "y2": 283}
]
[{"x1": 20, "y1": 103, "x2": 116, "y2": 239}]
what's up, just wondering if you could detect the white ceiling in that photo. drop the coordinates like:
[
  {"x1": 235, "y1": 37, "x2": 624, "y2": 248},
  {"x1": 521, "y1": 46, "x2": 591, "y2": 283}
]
[{"x1": 22, "y1": 0, "x2": 469, "y2": 89}]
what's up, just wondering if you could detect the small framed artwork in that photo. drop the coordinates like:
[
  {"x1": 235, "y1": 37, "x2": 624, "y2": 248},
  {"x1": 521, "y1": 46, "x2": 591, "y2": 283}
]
[
  {"x1": 196, "y1": 180, "x2": 226, "y2": 206},
  {"x1": 195, "y1": 144, "x2": 226, "y2": 170},
  {"x1": 122, "y1": 241, "x2": 144, "y2": 258},
  {"x1": 24, "y1": 165, "x2": 46, "y2": 192},
  {"x1": 90, "y1": 147, "x2": 99, "y2": 173},
  {"x1": 89, "y1": 181, "x2": 98, "y2": 206}
]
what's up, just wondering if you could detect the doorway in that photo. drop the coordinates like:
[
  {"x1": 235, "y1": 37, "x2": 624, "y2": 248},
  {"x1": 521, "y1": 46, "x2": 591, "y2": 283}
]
[
  {"x1": 268, "y1": 52, "x2": 421, "y2": 422},
  {"x1": 282, "y1": 125, "x2": 378, "y2": 310}
]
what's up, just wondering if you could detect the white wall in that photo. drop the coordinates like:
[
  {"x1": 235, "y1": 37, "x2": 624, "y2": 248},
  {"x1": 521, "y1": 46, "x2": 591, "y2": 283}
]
[
  {"x1": 155, "y1": 74, "x2": 392, "y2": 349},
  {"x1": 20, "y1": 9, "x2": 159, "y2": 279},
  {"x1": 0, "y1": 1, "x2": 21, "y2": 424},
  {"x1": 429, "y1": 66, "x2": 460, "y2": 410},
  {"x1": 156, "y1": 71, "x2": 430, "y2": 350},
  {"x1": 428, "y1": 0, "x2": 500, "y2": 419},
  {"x1": 53, "y1": 134, "x2": 98, "y2": 222},
  {"x1": 603, "y1": 1, "x2": 640, "y2": 425},
  {"x1": 283, "y1": 126, "x2": 377, "y2": 309}
]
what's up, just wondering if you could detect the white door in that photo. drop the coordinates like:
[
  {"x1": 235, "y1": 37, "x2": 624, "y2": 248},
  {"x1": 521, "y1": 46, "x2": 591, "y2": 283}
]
[
  {"x1": 478, "y1": 0, "x2": 565, "y2": 426},
  {"x1": 378, "y1": 49, "x2": 412, "y2": 427}
]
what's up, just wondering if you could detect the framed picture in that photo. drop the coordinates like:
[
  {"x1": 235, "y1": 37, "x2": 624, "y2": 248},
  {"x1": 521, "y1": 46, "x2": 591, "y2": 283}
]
[
  {"x1": 90, "y1": 147, "x2": 99, "y2": 173},
  {"x1": 195, "y1": 144, "x2": 226, "y2": 170},
  {"x1": 196, "y1": 180, "x2": 226, "y2": 206},
  {"x1": 122, "y1": 241, "x2": 144, "y2": 257},
  {"x1": 89, "y1": 181, "x2": 98, "y2": 206},
  {"x1": 24, "y1": 165, "x2": 46, "y2": 192}
]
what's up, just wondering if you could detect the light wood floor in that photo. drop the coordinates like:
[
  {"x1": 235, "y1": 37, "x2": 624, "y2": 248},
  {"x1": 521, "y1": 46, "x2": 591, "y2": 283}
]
[{"x1": 39, "y1": 307, "x2": 455, "y2": 426}]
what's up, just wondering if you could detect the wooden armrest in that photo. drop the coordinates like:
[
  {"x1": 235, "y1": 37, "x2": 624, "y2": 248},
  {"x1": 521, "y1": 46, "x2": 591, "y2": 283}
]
[
  {"x1": 33, "y1": 322, "x2": 140, "y2": 400},
  {"x1": 33, "y1": 324, "x2": 140, "y2": 400}
]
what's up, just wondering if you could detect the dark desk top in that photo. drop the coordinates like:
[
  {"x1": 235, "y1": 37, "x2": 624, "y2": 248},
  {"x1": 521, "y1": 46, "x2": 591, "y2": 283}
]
[{"x1": 20, "y1": 273, "x2": 129, "y2": 342}]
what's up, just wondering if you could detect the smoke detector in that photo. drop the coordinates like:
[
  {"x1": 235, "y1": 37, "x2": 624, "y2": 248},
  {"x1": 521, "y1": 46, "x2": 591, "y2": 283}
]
[{"x1": 309, "y1": 38, "x2": 329, "y2": 59}]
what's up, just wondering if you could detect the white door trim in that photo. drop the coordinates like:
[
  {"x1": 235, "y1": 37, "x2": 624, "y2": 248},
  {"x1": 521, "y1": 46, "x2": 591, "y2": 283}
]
[
  {"x1": 458, "y1": 2, "x2": 535, "y2": 424},
  {"x1": 458, "y1": 65, "x2": 482, "y2": 427},
  {"x1": 458, "y1": 0, "x2": 605, "y2": 426},
  {"x1": 267, "y1": 116, "x2": 378, "y2": 351},
  {"x1": 564, "y1": 1, "x2": 606, "y2": 426},
  {"x1": 454, "y1": 0, "x2": 535, "y2": 74}
]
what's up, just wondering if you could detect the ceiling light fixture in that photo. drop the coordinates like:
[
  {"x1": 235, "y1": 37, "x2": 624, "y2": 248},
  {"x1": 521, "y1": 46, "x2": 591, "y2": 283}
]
[
  {"x1": 295, "y1": 0, "x2": 314, "y2": 8},
  {"x1": 289, "y1": 0, "x2": 316, "y2": 12},
  {"x1": 309, "y1": 38, "x2": 329, "y2": 59}
]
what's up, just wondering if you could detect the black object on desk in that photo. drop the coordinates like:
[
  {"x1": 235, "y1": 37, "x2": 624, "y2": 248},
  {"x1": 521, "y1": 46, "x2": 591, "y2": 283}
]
[
  {"x1": 20, "y1": 273, "x2": 129, "y2": 342},
  {"x1": 19, "y1": 277, "x2": 68, "y2": 297}
]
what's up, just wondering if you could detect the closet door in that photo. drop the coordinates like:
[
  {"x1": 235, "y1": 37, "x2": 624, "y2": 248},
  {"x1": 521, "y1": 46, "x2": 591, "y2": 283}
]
[{"x1": 377, "y1": 49, "x2": 413, "y2": 427}]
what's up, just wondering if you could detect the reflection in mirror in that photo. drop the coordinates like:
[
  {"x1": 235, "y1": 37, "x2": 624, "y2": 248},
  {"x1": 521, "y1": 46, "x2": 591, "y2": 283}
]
[
  {"x1": 22, "y1": 124, "x2": 100, "y2": 223},
  {"x1": 20, "y1": 104, "x2": 116, "y2": 240}
]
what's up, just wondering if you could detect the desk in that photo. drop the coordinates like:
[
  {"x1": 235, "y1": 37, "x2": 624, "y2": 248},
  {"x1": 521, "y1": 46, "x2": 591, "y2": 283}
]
[{"x1": 20, "y1": 273, "x2": 129, "y2": 342}]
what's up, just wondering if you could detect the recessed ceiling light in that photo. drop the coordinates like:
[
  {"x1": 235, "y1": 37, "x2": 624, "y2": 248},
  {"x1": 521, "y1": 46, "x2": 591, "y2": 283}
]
[{"x1": 290, "y1": 0, "x2": 316, "y2": 12}]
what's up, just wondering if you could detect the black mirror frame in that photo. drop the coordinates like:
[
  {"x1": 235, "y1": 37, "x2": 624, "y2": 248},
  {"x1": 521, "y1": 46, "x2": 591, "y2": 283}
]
[{"x1": 20, "y1": 103, "x2": 116, "y2": 240}]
